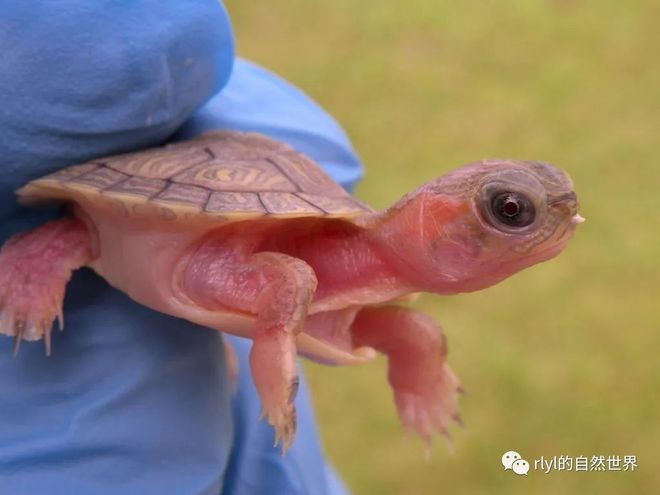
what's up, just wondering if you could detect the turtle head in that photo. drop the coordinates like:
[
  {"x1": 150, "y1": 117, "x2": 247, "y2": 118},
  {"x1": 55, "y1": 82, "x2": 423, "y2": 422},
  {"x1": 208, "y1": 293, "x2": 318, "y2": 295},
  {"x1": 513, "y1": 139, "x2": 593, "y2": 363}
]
[{"x1": 377, "y1": 160, "x2": 582, "y2": 293}]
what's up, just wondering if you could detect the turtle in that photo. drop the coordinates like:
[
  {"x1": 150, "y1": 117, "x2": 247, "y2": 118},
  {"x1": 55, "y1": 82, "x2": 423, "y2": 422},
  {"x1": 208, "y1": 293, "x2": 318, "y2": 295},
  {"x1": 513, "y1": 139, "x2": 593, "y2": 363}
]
[{"x1": 0, "y1": 130, "x2": 583, "y2": 451}]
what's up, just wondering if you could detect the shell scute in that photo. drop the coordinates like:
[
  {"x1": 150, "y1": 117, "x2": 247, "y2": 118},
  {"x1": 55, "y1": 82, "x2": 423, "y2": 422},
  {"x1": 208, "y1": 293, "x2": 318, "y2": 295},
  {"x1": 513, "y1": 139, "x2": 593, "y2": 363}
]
[
  {"x1": 70, "y1": 167, "x2": 130, "y2": 190},
  {"x1": 206, "y1": 191, "x2": 267, "y2": 218},
  {"x1": 154, "y1": 183, "x2": 211, "y2": 210},
  {"x1": 259, "y1": 192, "x2": 323, "y2": 217},
  {"x1": 171, "y1": 159, "x2": 297, "y2": 193},
  {"x1": 46, "y1": 163, "x2": 101, "y2": 183},
  {"x1": 102, "y1": 147, "x2": 211, "y2": 179},
  {"x1": 269, "y1": 153, "x2": 349, "y2": 197},
  {"x1": 104, "y1": 176, "x2": 167, "y2": 198}
]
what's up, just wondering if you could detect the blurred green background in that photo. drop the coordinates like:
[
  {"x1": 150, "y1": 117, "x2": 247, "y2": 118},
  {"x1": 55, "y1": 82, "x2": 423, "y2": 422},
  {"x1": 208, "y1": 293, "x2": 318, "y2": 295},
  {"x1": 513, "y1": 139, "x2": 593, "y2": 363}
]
[{"x1": 225, "y1": 1, "x2": 659, "y2": 493}]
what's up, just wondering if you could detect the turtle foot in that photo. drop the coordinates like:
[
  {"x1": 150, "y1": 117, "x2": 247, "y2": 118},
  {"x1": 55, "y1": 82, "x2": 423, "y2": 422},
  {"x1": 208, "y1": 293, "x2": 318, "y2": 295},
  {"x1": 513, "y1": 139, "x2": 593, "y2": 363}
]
[
  {"x1": 394, "y1": 362, "x2": 464, "y2": 447},
  {"x1": 350, "y1": 306, "x2": 464, "y2": 449},
  {"x1": 250, "y1": 332, "x2": 300, "y2": 454},
  {"x1": 0, "y1": 299, "x2": 62, "y2": 356},
  {"x1": 0, "y1": 218, "x2": 91, "y2": 355},
  {"x1": 261, "y1": 394, "x2": 298, "y2": 453}
]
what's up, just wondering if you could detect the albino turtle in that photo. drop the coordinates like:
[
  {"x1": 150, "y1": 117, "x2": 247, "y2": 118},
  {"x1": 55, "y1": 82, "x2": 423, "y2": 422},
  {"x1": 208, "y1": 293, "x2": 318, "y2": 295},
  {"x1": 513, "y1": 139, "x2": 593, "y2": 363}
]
[{"x1": 0, "y1": 131, "x2": 582, "y2": 450}]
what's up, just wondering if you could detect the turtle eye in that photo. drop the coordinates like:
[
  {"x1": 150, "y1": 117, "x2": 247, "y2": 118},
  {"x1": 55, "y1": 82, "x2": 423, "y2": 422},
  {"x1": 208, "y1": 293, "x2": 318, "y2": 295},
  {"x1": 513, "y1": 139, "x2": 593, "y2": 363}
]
[
  {"x1": 476, "y1": 169, "x2": 546, "y2": 233},
  {"x1": 489, "y1": 191, "x2": 535, "y2": 228}
]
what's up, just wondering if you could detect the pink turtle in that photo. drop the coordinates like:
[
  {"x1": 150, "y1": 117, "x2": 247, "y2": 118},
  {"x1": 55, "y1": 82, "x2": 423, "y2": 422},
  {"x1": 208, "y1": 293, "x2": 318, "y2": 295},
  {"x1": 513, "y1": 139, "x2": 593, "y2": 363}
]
[{"x1": 0, "y1": 131, "x2": 582, "y2": 450}]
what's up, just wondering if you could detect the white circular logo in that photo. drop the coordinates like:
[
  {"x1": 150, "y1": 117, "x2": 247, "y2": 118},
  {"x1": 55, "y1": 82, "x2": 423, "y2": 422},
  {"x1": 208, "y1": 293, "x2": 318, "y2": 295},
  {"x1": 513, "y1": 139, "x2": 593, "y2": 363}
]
[{"x1": 512, "y1": 459, "x2": 530, "y2": 476}]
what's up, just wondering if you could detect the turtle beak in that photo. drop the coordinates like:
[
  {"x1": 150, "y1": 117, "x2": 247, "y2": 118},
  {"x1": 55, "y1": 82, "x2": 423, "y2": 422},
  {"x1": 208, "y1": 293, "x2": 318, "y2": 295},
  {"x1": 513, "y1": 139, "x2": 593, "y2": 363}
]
[{"x1": 571, "y1": 214, "x2": 586, "y2": 225}]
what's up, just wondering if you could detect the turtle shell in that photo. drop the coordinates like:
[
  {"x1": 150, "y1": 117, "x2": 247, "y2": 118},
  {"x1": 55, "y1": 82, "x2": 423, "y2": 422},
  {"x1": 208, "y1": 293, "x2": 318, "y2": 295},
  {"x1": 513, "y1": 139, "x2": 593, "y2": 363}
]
[{"x1": 17, "y1": 131, "x2": 373, "y2": 223}]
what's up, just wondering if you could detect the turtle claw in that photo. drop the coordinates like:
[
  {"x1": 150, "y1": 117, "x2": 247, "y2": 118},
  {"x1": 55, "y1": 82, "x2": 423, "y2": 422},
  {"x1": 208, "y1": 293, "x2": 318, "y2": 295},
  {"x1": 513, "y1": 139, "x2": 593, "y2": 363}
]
[
  {"x1": 44, "y1": 325, "x2": 52, "y2": 356},
  {"x1": 57, "y1": 310, "x2": 65, "y2": 332},
  {"x1": 267, "y1": 403, "x2": 297, "y2": 454},
  {"x1": 12, "y1": 320, "x2": 26, "y2": 356},
  {"x1": 452, "y1": 412, "x2": 466, "y2": 428}
]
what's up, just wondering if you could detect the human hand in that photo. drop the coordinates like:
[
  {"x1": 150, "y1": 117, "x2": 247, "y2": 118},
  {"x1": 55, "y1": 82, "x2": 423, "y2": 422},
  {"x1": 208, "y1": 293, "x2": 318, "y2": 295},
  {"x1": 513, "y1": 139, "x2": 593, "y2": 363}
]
[{"x1": 0, "y1": 3, "x2": 236, "y2": 494}]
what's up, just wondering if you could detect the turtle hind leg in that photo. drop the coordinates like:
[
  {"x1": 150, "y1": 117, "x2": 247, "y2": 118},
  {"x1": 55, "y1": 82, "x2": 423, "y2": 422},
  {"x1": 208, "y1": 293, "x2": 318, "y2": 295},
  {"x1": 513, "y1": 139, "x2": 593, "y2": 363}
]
[
  {"x1": 351, "y1": 306, "x2": 463, "y2": 448},
  {"x1": 0, "y1": 218, "x2": 92, "y2": 355}
]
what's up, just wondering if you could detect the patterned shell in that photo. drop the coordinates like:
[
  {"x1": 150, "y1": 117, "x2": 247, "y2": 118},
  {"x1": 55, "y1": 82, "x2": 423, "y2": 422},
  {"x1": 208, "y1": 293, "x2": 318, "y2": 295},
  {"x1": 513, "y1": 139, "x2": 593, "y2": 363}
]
[{"x1": 18, "y1": 131, "x2": 373, "y2": 223}]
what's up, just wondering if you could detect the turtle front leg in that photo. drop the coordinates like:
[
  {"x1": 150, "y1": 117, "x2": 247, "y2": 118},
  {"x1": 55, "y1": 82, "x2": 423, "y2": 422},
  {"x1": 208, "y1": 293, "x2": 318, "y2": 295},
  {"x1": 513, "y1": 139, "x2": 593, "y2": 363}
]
[
  {"x1": 0, "y1": 218, "x2": 92, "y2": 354},
  {"x1": 181, "y1": 245, "x2": 317, "y2": 451},
  {"x1": 248, "y1": 253, "x2": 317, "y2": 451},
  {"x1": 351, "y1": 306, "x2": 463, "y2": 445}
]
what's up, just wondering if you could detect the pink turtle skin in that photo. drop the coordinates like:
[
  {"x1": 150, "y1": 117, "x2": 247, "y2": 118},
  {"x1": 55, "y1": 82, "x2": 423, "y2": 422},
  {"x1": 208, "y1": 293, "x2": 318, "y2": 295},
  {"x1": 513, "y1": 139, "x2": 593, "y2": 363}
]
[{"x1": 0, "y1": 155, "x2": 581, "y2": 451}]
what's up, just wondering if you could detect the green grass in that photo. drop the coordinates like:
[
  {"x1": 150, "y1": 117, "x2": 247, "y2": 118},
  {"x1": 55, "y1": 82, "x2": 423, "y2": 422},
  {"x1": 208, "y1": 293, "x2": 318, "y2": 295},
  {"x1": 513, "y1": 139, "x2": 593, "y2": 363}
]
[{"x1": 225, "y1": 2, "x2": 660, "y2": 493}]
